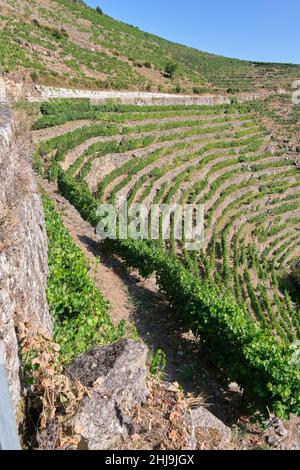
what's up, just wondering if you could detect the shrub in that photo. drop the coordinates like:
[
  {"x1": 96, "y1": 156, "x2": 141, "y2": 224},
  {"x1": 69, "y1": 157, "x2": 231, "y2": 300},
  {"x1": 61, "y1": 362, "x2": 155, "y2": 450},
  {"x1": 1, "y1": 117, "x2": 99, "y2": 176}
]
[
  {"x1": 164, "y1": 62, "x2": 178, "y2": 79},
  {"x1": 227, "y1": 87, "x2": 241, "y2": 94},
  {"x1": 96, "y1": 6, "x2": 103, "y2": 15},
  {"x1": 34, "y1": 100, "x2": 300, "y2": 416},
  {"x1": 290, "y1": 263, "x2": 300, "y2": 286}
]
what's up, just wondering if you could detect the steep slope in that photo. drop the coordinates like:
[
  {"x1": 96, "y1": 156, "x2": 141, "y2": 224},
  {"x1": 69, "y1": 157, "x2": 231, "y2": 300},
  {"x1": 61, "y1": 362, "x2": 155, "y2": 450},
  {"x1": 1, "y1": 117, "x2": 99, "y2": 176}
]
[
  {"x1": 0, "y1": 0, "x2": 300, "y2": 94},
  {"x1": 2, "y1": 0, "x2": 300, "y2": 451},
  {"x1": 30, "y1": 98, "x2": 300, "y2": 417}
]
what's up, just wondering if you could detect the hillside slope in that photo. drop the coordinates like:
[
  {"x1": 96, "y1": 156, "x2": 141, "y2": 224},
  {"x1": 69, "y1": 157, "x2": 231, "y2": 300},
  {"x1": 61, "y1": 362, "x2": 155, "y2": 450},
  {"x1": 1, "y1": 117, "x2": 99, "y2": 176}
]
[
  {"x1": 28, "y1": 95, "x2": 300, "y2": 418},
  {"x1": 1, "y1": 0, "x2": 300, "y2": 94}
]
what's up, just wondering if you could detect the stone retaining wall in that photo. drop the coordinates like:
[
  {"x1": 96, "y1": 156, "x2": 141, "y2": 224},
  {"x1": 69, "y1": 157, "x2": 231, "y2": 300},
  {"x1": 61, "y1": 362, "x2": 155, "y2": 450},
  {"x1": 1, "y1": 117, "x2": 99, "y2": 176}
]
[
  {"x1": 0, "y1": 107, "x2": 51, "y2": 418},
  {"x1": 27, "y1": 85, "x2": 279, "y2": 106},
  {"x1": 30, "y1": 85, "x2": 231, "y2": 106},
  {"x1": 0, "y1": 77, "x2": 6, "y2": 103}
]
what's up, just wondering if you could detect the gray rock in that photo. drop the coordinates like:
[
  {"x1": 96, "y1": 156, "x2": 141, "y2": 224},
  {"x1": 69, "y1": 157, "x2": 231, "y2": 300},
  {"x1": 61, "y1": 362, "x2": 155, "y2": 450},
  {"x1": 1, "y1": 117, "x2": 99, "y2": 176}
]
[
  {"x1": 31, "y1": 85, "x2": 231, "y2": 106},
  {"x1": 66, "y1": 339, "x2": 148, "y2": 450},
  {"x1": 0, "y1": 108, "x2": 51, "y2": 418},
  {"x1": 187, "y1": 406, "x2": 232, "y2": 450},
  {"x1": 66, "y1": 341, "x2": 233, "y2": 450}
]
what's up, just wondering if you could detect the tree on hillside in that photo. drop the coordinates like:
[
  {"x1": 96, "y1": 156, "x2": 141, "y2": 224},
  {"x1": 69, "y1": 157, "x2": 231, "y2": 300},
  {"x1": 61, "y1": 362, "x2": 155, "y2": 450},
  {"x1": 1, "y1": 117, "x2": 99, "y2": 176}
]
[
  {"x1": 164, "y1": 62, "x2": 178, "y2": 79},
  {"x1": 96, "y1": 6, "x2": 103, "y2": 15}
]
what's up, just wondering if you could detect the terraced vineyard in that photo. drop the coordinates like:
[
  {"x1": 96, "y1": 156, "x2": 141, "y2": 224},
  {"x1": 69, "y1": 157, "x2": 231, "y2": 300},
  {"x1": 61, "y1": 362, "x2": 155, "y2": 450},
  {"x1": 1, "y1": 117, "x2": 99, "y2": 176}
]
[{"x1": 33, "y1": 99, "x2": 300, "y2": 417}]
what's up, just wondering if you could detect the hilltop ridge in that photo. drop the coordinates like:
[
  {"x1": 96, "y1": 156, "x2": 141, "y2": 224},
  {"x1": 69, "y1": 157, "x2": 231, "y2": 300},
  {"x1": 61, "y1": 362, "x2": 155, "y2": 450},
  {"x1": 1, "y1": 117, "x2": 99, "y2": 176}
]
[{"x1": 1, "y1": 0, "x2": 300, "y2": 94}]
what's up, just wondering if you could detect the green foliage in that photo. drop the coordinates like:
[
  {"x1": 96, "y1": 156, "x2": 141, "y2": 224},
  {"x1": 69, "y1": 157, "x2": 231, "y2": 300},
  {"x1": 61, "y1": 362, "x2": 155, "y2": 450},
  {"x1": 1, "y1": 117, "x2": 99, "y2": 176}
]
[
  {"x1": 58, "y1": 170, "x2": 99, "y2": 225},
  {"x1": 150, "y1": 349, "x2": 167, "y2": 377},
  {"x1": 51, "y1": 27, "x2": 69, "y2": 40},
  {"x1": 50, "y1": 166, "x2": 300, "y2": 416},
  {"x1": 30, "y1": 71, "x2": 39, "y2": 82},
  {"x1": 104, "y1": 238, "x2": 300, "y2": 417},
  {"x1": 33, "y1": 99, "x2": 241, "y2": 129},
  {"x1": 43, "y1": 195, "x2": 121, "y2": 363},
  {"x1": 34, "y1": 101, "x2": 300, "y2": 416},
  {"x1": 164, "y1": 62, "x2": 178, "y2": 79},
  {"x1": 2, "y1": 1, "x2": 300, "y2": 92},
  {"x1": 290, "y1": 264, "x2": 300, "y2": 288}
]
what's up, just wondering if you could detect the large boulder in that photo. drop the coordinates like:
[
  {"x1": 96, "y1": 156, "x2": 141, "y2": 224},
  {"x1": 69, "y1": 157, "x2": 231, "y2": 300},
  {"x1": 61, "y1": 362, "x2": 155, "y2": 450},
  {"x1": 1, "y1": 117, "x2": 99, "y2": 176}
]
[{"x1": 66, "y1": 339, "x2": 148, "y2": 450}]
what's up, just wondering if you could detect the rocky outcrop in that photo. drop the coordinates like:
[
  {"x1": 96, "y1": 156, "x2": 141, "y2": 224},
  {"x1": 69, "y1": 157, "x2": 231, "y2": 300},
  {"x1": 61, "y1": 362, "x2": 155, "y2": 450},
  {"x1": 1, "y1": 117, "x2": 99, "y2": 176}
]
[
  {"x1": 66, "y1": 339, "x2": 148, "y2": 450},
  {"x1": 0, "y1": 107, "x2": 51, "y2": 417},
  {"x1": 65, "y1": 339, "x2": 232, "y2": 450}
]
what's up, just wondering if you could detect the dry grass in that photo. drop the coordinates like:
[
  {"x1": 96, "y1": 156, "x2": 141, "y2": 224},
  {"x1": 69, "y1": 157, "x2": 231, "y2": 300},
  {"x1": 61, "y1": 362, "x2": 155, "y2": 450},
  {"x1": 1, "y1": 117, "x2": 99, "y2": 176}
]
[
  {"x1": 17, "y1": 322, "x2": 89, "y2": 450},
  {"x1": 117, "y1": 379, "x2": 205, "y2": 450}
]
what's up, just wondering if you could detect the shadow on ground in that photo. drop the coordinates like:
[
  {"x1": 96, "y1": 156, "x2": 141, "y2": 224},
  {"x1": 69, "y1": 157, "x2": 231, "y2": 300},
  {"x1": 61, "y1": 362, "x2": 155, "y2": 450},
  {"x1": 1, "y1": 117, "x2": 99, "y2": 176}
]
[{"x1": 78, "y1": 234, "x2": 246, "y2": 426}]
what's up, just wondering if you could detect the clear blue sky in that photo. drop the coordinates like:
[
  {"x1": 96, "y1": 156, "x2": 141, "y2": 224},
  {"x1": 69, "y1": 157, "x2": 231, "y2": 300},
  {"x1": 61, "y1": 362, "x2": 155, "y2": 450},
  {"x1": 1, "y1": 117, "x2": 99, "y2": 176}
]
[{"x1": 85, "y1": 0, "x2": 300, "y2": 64}]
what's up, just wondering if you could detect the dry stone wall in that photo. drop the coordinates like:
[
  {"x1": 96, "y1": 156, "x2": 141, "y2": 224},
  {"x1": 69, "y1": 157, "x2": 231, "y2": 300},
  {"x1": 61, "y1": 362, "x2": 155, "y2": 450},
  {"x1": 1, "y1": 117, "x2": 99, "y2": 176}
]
[
  {"x1": 30, "y1": 85, "x2": 231, "y2": 106},
  {"x1": 0, "y1": 105, "x2": 51, "y2": 417},
  {"x1": 28, "y1": 85, "x2": 281, "y2": 106},
  {"x1": 1, "y1": 76, "x2": 31, "y2": 103},
  {"x1": 2, "y1": 78, "x2": 283, "y2": 106},
  {"x1": 0, "y1": 78, "x2": 6, "y2": 103}
]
